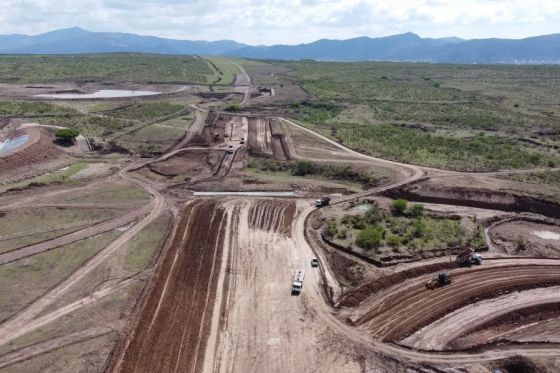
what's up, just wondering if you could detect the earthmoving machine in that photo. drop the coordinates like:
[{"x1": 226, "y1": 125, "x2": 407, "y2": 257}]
[
  {"x1": 315, "y1": 197, "x2": 331, "y2": 207},
  {"x1": 425, "y1": 272, "x2": 451, "y2": 290},
  {"x1": 456, "y1": 248, "x2": 482, "y2": 267},
  {"x1": 292, "y1": 269, "x2": 305, "y2": 295}
]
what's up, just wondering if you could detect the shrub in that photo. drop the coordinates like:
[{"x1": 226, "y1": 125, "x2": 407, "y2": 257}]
[
  {"x1": 392, "y1": 199, "x2": 408, "y2": 215},
  {"x1": 408, "y1": 203, "x2": 424, "y2": 217},
  {"x1": 292, "y1": 160, "x2": 314, "y2": 176},
  {"x1": 55, "y1": 128, "x2": 80, "y2": 144},
  {"x1": 413, "y1": 218, "x2": 427, "y2": 238},
  {"x1": 356, "y1": 225, "x2": 383, "y2": 250},
  {"x1": 225, "y1": 104, "x2": 242, "y2": 112},
  {"x1": 386, "y1": 235, "x2": 401, "y2": 247}
]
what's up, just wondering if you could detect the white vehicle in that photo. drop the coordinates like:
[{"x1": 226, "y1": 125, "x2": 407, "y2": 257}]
[
  {"x1": 292, "y1": 269, "x2": 305, "y2": 295},
  {"x1": 311, "y1": 258, "x2": 319, "y2": 267}
]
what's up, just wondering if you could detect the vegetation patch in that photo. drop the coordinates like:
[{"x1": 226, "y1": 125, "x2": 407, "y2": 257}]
[
  {"x1": 106, "y1": 102, "x2": 184, "y2": 122},
  {"x1": 324, "y1": 200, "x2": 486, "y2": 263},
  {"x1": 247, "y1": 158, "x2": 379, "y2": 186},
  {"x1": 0, "y1": 101, "x2": 76, "y2": 116},
  {"x1": 325, "y1": 123, "x2": 558, "y2": 171},
  {"x1": 0, "y1": 54, "x2": 215, "y2": 83},
  {"x1": 40, "y1": 115, "x2": 134, "y2": 138}
]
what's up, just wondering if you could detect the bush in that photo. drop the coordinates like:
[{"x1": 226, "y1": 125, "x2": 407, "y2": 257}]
[
  {"x1": 292, "y1": 160, "x2": 314, "y2": 176},
  {"x1": 413, "y1": 218, "x2": 427, "y2": 238},
  {"x1": 55, "y1": 128, "x2": 80, "y2": 144},
  {"x1": 408, "y1": 203, "x2": 424, "y2": 217},
  {"x1": 386, "y1": 235, "x2": 401, "y2": 247},
  {"x1": 356, "y1": 225, "x2": 383, "y2": 250},
  {"x1": 225, "y1": 104, "x2": 242, "y2": 112},
  {"x1": 392, "y1": 199, "x2": 408, "y2": 215}
]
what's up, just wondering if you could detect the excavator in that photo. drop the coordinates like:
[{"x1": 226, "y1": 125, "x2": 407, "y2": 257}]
[{"x1": 425, "y1": 272, "x2": 451, "y2": 290}]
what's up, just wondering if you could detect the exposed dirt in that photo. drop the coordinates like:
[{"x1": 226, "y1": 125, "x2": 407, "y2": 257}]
[
  {"x1": 0, "y1": 127, "x2": 64, "y2": 176},
  {"x1": 111, "y1": 200, "x2": 227, "y2": 373},
  {"x1": 347, "y1": 263, "x2": 560, "y2": 342},
  {"x1": 248, "y1": 199, "x2": 295, "y2": 236},
  {"x1": 385, "y1": 176, "x2": 560, "y2": 219},
  {"x1": 401, "y1": 286, "x2": 560, "y2": 351},
  {"x1": 451, "y1": 302, "x2": 560, "y2": 350},
  {"x1": 490, "y1": 220, "x2": 560, "y2": 257}
]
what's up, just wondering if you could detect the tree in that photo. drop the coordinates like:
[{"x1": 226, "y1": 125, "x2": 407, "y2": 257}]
[
  {"x1": 392, "y1": 198, "x2": 408, "y2": 215},
  {"x1": 55, "y1": 128, "x2": 79, "y2": 145},
  {"x1": 292, "y1": 160, "x2": 314, "y2": 176},
  {"x1": 356, "y1": 225, "x2": 383, "y2": 250},
  {"x1": 408, "y1": 203, "x2": 424, "y2": 217}
]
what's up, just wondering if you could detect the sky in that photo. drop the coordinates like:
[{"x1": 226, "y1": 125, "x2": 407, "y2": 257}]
[{"x1": 0, "y1": 0, "x2": 559, "y2": 45}]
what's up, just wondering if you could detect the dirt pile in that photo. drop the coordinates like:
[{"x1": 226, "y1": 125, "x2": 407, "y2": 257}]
[{"x1": 248, "y1": 199, "x2": 295, "y2": 236}]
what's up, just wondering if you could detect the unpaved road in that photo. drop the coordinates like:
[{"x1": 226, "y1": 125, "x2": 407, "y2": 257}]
[
  {"x1": 0, "y1": 209, "x2": 142, "y2": 265},
  {"x1": 0, "y1": 163, "x2": 166, "y2": 349}
]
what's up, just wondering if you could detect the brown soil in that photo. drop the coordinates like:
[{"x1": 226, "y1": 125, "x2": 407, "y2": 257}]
[
  {"x1": 0, "y1": 127, "x2": 63, "y2": 176},
  {"x1": 248, "y1": 199, "x2": 295, "y2": 236},
  {"x1": 147, "y1": 149, "x2": 225, "y2": 179},
  {"x1": 111, "y1": 200, "x2": 227, "y2": 373},
  {"x1": 490, "y1": 220, "x2": 560, "y2": 258},
  {"x1": 351, "y1": 265, "x2": 560, "y2": 342},
  {"x1": 338, "y1": 261, "x2": 457, "y2": 307},
  {"x1": 451, "y1": 303, "x2": 560, "y2": 350},
  {"x1": 385, "y1": 177, "x2": 560, "y2": 219}
]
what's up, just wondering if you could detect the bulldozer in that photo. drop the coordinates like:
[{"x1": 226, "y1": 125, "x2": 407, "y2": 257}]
[{"x1": 425, "y1": 272, "x2": 451, "y2": 290}]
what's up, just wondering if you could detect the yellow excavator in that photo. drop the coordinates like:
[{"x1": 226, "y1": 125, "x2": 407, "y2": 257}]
[{"x1": 425, "y1": 272, "x2": 451, "y2": 290}]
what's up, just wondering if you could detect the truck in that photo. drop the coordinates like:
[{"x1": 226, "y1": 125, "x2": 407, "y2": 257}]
[
  {"x1": 456, "y1": 248, "x2": 482, "y2": 267},
  {"x1": 426, "y1": 272, "x2": 451, "y2": 290},
  {"x1": 315, "y1": 197, "x2": 331, "y2": 207},
  {"x1": 291, "y1": 269, "x2": 305, "y2": 295}
]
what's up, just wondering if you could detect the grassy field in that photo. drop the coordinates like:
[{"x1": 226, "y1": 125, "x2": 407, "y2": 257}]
[
  {"x1": 275, "y1": 60, "x2": 560, "y2": 171},
  {"x1": 106, "y1": 102, "x2": 185, "y2": 121},
  {"x1": 0, "y1": 54, "x2": 218, "y2": 83},
  {"x1": 0, "y1": 229, "x2": 120, "y2": 322},
  {"x1": 0, "y1": 101, "x2": 77, "y2": 116},
  {"x1": 499, "y1": 170, "x2": 560, "y2": 186}
]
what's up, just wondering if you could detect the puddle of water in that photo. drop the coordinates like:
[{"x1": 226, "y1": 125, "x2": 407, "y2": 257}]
[
  {"x1": 533, "y1": 231, "x2": 560, "y2": 240},
  {"x1": 35, "y1": 89, "x2": 161, "y2": 99},
  {"x1": 0, "y1": 134, "x2": 30, "y2": 156}
]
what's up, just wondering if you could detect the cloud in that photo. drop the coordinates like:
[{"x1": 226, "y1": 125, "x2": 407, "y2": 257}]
[{"x1": 0, "y1": 0, "x2": 558, "y2": 44}]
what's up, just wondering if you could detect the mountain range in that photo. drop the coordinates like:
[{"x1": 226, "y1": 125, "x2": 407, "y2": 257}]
[{"x1": 0, "y1": 27, "x2": 559, "y2": 64}]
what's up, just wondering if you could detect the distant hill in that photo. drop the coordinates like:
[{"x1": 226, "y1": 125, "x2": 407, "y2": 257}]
[
  {"x1": 0, "y1": 27, "x2": 247, "y2": 55},
  {"x1": 228, "y1": 33, "x2": 560, "y2": 63},
  {"x1": 0, "y1": 27, "x2": 559, "y2": 64}
]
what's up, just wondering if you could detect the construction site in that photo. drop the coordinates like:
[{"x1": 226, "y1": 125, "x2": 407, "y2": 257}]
[{"x1": 0, "y1": 58, "x2": 560, "y2": 373}]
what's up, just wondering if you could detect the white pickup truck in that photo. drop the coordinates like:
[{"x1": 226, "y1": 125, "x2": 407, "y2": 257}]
[{"x1": 291, "y1": 269, "x2": 305, "y2": 295}]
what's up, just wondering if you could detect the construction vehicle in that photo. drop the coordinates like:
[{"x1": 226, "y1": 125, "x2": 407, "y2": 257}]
[
  {"x1": 315, "y1": 197, "x2": 331, "y2": 207},
  {"x1": 292, "y1": 269, "x2": 305, "y2": 295},
  {"x1": 456, "y1": 248, "x2": 482, "y2": 267},
  {"x1": 426, "y1": 272, "x2": 451, "y2": 290}
]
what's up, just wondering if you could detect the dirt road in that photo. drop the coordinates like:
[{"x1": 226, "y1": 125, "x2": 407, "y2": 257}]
[{"x1": 0, "y1": 163, "x2": 166, "y2": 349}]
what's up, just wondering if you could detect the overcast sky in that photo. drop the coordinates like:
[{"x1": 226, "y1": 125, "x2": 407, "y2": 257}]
[{"x1": 0, "y1": 0, "x2": 559, "y2": 44}]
